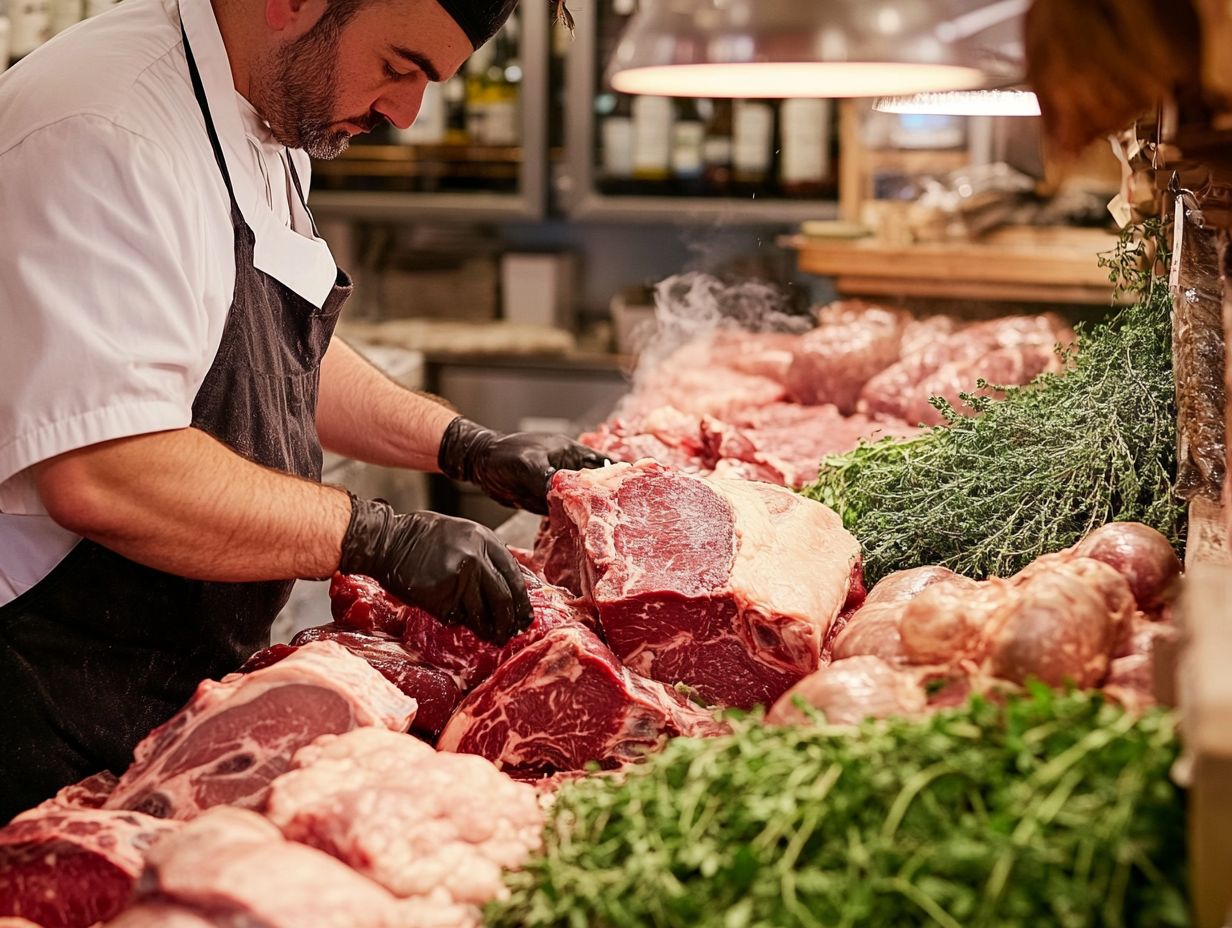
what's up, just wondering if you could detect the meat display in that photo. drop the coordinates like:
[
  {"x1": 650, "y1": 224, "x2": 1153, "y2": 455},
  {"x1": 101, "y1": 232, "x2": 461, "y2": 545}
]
[
  {"x1": 330, "y1": 568, "x2": 593, "y2": 690},
  {"x1": 264, "y1": 728, "x2": 542, "y2": 914},
  {"x1": 859, "y1": 313, "x2": 1073, "y2": 426},
  {"x1": 784, "y1": 302, "x2": 910, "y2": 411},
  {"x1": 535, "y1": 460, "x2": 862, "y2": 708},
  {"x1": 103, "y1": 642, "x2": 417, "y2": 820},
  {"x1": 118, "y1": 806, "x2": 436, "y2": 928},
  {"x1": 0, "y1": 808, "x2": 179, "y2": 928},
  {"x1": 784, "y1": 522, "x2": 1179, "y2": 724},
  {"x1": 437, "y1": 625, "x2": 727, "y2": 777},
  {"x1": 243, "y1": 626, "x2": 463, "y2": 740}
]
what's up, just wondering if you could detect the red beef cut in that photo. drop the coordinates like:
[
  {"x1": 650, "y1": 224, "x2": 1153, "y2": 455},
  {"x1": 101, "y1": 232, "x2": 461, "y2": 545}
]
[
  {"x1": 0, "y1": 808, "x2": 179, "y2": 928},
  {"x1": 535, "y1": 460, "x2": 861, "y2": 709},
  {"x1": 102, "y1": 642, "x2": 416, "y2": 820},
  {"x1": 330, "y1": 568, "x2": 594, "y2": 690},
  {"x1": 437, "y1": 625, "x2": 727, "y2": 777},
  {"x1": 242, "y1": 626, "x2": 463, "y2": 740}
]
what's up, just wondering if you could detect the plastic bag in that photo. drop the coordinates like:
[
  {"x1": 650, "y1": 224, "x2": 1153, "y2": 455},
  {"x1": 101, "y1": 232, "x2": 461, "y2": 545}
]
[{"x1": 1172, "y1": 186, "x2": 1228, "y2": 501}]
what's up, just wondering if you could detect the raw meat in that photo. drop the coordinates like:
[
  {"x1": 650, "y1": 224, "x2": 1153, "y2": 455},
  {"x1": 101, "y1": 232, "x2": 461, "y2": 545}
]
[
  {"x1": 536, "y1": 460, "x2": 862, "y2": 708},
  {"x1": 860, "y1": 313, "x2": 1073, "y2": 426},
  {"x1": 242, "y1": 626, "x2": 462, "y2": 740},
  {"x1": 830, "y1": 603, "x2": 909, "y2": 663},
  {"x1": 862, "y1": 566, "x2": 966, "y2": 608},
  {"x1": 766, "y1": 656, "x2": 928, "y2": 726},
  {"x1": 0, "y1": 808, "x2": 179, "y2": 928},
  {"x1": 103, "y1": 905, "x2": 223, "y2": 928},
  {"x1": 898, "y1": 578, "x2": 1009, "y2": 665},
  {"x1": 1072, "y1": 521, "x2": 1182, "y2": 615},
  {"x1": 628, "y1": 359, "x2": 788, "y2": 420},
  {"x1": 578, "y1": 406, "x2": 713, "y2": 474},
  {"x1": 132, "y1": 806, "x2": 434, "y2": 928},
  {"x1": 330, "y1": 568, "x2": 593, "y2": 690},
  {"x1": 265, "y1": 729, "x2": 542, "y2": 912},
  {"x1": 103, "y1": 642, "x2": 416, "y2": 820},
  {"x1": 785, "y1": 302, "x2": 909, "y2": 412},
  {"x1": 437, "y1": 625, "x2": 727, "y2": 777},
  {"x1": 987, "y1": 559, "x2": 1130, "y2": 688},
  {"x1": 28, "y1": 771, "x2": 119, "y2": 813}
]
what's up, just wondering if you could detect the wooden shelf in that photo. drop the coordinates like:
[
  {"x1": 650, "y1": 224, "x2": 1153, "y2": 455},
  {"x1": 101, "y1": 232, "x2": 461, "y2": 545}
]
[{"x1": 786, "y1": 226, "x2": 1122, "y2": 305}]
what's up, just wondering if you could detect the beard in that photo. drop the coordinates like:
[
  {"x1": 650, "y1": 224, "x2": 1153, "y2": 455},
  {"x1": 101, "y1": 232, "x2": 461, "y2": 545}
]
[{"x1": 252, "y1": 1, "x2": 380, "y2": 160}]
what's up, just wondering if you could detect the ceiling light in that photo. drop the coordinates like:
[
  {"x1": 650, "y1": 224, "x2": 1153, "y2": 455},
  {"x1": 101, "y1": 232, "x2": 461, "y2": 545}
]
[{"x1": 608, "y1": 0, "x2": 1022, "y2": 99}]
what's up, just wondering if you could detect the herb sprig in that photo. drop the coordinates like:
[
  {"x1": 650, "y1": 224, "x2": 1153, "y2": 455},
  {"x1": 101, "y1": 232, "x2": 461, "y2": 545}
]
[
  {"x1": 487, "y1": 689, "x2": 1186, "y2": 928},
  {"x1": 800, "y1": 222, "x2": 1183, "y2": 584}
]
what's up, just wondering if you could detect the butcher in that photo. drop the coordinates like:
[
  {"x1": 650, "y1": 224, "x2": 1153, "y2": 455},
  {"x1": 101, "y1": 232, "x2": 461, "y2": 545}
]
[{"x1": 0, "y1": 0, "x2": 597, "y2": 819}]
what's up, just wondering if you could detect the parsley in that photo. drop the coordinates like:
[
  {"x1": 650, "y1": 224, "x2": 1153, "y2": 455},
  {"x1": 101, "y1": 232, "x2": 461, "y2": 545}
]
[{"x1": 487, "y1": 689, "x2": 1186, "y2": 928}]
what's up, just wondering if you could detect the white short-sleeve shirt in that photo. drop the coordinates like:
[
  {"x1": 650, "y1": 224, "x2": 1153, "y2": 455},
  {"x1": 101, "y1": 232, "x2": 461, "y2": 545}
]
[{"x1": 0, "y1": 0, "x2": 338, "y2": 604}]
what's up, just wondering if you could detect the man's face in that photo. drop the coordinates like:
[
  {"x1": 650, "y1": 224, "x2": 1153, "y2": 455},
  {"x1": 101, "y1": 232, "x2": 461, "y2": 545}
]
[{"x1": 253, "y1": 0, "x2": 472, "y2": 159}]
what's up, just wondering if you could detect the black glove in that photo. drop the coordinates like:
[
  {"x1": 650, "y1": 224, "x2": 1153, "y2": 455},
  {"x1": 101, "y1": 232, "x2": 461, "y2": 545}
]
[
  {"x1": 437, "y1": 416, "x2": 608, "y2": 515},
  {"x1": 339, "y1": 495, "x2": 533, "y2": 645}
]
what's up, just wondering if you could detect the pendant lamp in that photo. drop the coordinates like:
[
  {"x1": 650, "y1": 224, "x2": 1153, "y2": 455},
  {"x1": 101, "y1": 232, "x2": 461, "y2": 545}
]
[{"x1": 608, "y1": 0, "x2": 1022, "y2": 99}]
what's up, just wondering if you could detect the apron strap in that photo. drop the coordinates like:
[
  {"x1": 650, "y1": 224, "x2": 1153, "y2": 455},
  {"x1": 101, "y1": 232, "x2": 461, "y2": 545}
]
[
  {"x1": 180, "y1": 21, "x2": 239, "y2": 206},
  {"x1": 284, "y1": 153, "x2": 322, "y2": 240}
]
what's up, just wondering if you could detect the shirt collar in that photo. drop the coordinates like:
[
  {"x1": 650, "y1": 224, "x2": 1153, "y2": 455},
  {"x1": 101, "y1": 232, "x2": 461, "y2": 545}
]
[{"x1": 175, "y1": 0, "x2": 338, "y2": 309}]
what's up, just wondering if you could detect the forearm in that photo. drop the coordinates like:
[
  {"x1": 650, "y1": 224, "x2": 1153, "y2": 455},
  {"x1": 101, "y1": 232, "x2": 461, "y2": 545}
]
[
  {"x1": 33, "y1": 429, "x2": 351, "y2": 581},
  {"x1": 316, "y1": 337, "x2": 457, "y2": 472}
]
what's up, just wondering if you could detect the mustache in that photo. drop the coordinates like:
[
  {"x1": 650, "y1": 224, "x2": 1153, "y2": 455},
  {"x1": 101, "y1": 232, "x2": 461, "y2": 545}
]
[{"x1": 338, "y1": 112, "x2": 387, "y2": 134}]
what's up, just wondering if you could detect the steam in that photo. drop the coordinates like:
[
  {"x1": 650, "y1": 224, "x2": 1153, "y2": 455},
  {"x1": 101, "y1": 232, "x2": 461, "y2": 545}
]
[{"x1": 628, "y1": 273, "x2": 812, "y2": 390}]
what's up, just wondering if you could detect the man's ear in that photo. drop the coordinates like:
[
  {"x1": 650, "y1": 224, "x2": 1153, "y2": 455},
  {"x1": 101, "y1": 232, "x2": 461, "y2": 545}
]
[{"x1": 265, "y1": 0, "x2": 326, "y2": 34}]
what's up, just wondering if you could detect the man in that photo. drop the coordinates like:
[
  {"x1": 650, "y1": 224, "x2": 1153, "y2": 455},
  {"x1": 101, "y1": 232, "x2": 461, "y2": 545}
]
[{"x1": 0, "y1": 0, "x2": 600, "y2": 820}]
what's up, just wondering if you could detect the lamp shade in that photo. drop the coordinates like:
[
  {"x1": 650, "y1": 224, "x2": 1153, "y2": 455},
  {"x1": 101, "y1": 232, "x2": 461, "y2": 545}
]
[{"x1": 607, "y1": 0, "x2": 1022, "y2": 99}]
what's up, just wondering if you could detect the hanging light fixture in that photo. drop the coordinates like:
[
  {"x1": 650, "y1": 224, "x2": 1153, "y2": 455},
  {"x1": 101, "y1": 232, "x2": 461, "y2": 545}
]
[
  {"x1": 607, "y1": 0, "x2": 1021, "y2": 99},
  {"x1": 871, "y1": 0, "x2": 1038, "y2": 115}
]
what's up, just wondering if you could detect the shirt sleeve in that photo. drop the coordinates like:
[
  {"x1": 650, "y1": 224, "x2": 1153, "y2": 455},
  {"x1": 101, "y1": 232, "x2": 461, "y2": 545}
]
[{"x1": 0, "y1": 115, "x2": 216, "y2": 496}]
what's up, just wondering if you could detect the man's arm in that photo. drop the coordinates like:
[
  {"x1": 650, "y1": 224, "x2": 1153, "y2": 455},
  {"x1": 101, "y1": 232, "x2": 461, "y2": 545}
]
[
  {"x1": 316, "y1": 336, "x2": 456, "y2": 472},
  {"x1": 34, "y1": 429, "x2": 351, "y2": 581}
]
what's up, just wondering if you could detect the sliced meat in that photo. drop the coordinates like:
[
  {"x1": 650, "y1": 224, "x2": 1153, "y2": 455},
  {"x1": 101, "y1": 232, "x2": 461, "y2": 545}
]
[
  {"x1": 265, "y1": 729, "x2": 542, "y2": 910},
  {"x1": 766, "y1": 656, "x2": 928, "y2": 726},
  {"x1": 243, "y1": 626, "x2": 463, "y2": 740},
  {"x1": 103, "y1": 642, "x2": 416, "y2": 820},
  {"x1": 437, "y1": 625, "x2": 727, "y2": 778},
  {"x1": 330, "y1": 569, "x2": 593, "y2": 691},
  {"x1": 535, "y1": 460, "x2": 861, "y2": 708},
  {"x1": 0, "y1": 808, "x2": 179, "y2": 928}
]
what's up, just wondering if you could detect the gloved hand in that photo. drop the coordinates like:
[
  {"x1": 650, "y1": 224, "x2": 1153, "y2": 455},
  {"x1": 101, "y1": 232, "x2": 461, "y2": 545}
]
[
  {"x1": 437, "y1": 416, "x2": 608, "y2": 515},
  {"x1": 339, "y1": 495, "x2": 533, "y2": 644}
]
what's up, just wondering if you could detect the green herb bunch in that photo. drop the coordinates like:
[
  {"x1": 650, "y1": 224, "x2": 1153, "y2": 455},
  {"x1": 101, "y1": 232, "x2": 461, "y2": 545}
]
[
  {"x1": 487, "y1": 689, "x2": 1185, "y2": 928},
  {"x1": 800, "y1": 221, "x2": 1184, "y2": 584}
]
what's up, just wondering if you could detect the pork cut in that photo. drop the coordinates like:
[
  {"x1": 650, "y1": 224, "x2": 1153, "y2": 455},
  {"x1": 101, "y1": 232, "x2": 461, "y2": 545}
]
[
  {"x1": 784, "y1": 302, "x2": 909, "y2": 412},
  {"x1": 242, "y1": 626, "x2": 462, "y2": 740},
  {"x1": 437, "y1": 625, "x2": 727, "y2": 777},
  {"x1": 330, "y1": 568, "x2": 593, "y2": 690},
  {"x1": 264, "y1": 729, "x2": 542, "y2": 914},
  {"x1": 860, "y1": 313, "x2": 1073, "y2": 426},
  {"x1": 536, "y1": 460, "x2": 862, "y2": 708},
  {"x1": 128, "y1": 806, "x2": 434, "y2": 928},
  {"x1": 103, "y1": 642, "x2": 416, "y2": 820},
  {"x1": 0, "y1": 807, "x2": 179, "y2": 928}
]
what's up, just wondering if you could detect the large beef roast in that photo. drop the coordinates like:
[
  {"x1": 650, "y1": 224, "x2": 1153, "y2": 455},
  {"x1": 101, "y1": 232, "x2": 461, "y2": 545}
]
[{"x1": 535, "y1": 460, "x2": 862, "y2": 709}]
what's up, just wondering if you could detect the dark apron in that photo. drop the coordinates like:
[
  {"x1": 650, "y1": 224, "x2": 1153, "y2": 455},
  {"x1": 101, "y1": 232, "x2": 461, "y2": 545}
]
[{"x1": 0, "y1": 24, "x2": 351, "y2": 823}]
